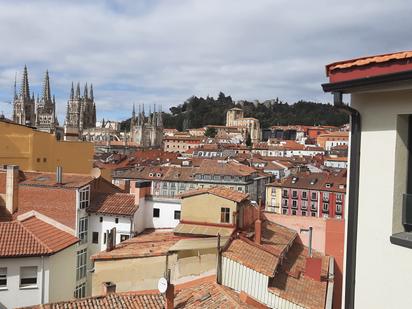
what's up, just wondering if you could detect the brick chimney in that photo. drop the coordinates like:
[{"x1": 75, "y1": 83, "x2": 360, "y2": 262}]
[
  {"x1": 165, "y1": 283, "x2": 175, "y2": 309},
  {"x1": 101, "y1": 282, "x2": 116, "y2": 295},
  {"x1": 130, "y1": 180, "x2": 151, "y2": 205},
  {"x1": 254, "y1": 200, "x2": 262, "y2": 245},
  {"x1": 6, "y1": 165, "x2": 19, "y2": 214}
]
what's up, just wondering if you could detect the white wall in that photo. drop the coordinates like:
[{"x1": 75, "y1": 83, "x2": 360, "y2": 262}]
[
  {"x1": 141, "y1": 198, "x2": 181, "y2": 229},
  {"x1": 324, "y1": 160, "x2": 348, "y2": 169},
  {"x1": 88, "y1": 214, "x2": 133, "y2": 253},
  {"x1": 350, "y1": 89, "x2": 412, "y2": 309},
  {"x1": 0, "y1": 256, "x2": 50, "y2": 309}
]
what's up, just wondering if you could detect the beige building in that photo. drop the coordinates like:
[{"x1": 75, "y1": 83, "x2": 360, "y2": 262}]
[
  {"x1": 226, "y1": 107, "x2": 261, "y2": 143},
  {"x1": 265, "y1": 182, "x2": 282, "y2": 213},
  {"x1": 0, "y1": 119, "x2": 94, "y2": 174},
  {"x1": 323, "y1": 51, "x2": 412, "y2": 309},
  {"x1": 163, "y1": 135, "x2": 203, "y2": 153}
]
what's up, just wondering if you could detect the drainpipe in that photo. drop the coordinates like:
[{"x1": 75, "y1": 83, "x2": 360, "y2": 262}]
[
  {"x1": 41, "y1": 255, "x2": 45, "y2": 304},
  {"x1": 332, "y1": 92, "x2": 361, "y2": 309}
]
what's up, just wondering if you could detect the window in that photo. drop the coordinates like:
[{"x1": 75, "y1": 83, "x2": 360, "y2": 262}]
[
  {"x1": 311, "y1": 212, "x2": 317, "y2": 217},
  {"x1": 283, "y1": 199, "x2": 288, "y2": 207},
  {"x1": 92, "y1": 232, "x2": 99, "y2": 244},
  {"x1": 302, "y1": 191, "x2": 307, "y2": 200},
  {"x1": 271, "y1": 187, "x2": 276, "y2": 195},
  {"x1": 115, "y1": 218, "x2": 119, "y2": 224},
  {"x1": 302, "y1": 211, "x2": 307, "y2": 216},
  {"x1": 311, "y1": 201, "x2": 317, "y2": 211},
  {"x1": 103, "y1": 233, "x2": 107, "y2": 244},
  {"x1": 43, "y1": 158, "x2": 47, "y2": 163},
  {"x1": 292, "y1": 190, "x2": 298, "y2": 199},
  {"x1": 336, "y1": 193, "x2": 343, "y2": 202},
  {"x1": 20, "y1": 266, "x2": 37, "y2": 288},
  {"x1": 99, "y1": 217, "x2": 103, "y2": 223},
  {"x1": 120, "y1": 234, "x2": 130, "y2": 242},
  {"x1": 323, "y1": 203, "x2": 329, "y2": 212},
  {"x1": 282, "y1": 208, "x2": 288, "y2": 215},
  {"x1": 323, "y1": 192, "x2": 329, "y2": 201},
  {"x1": 174, "y1": 210, "x2": 181, "y2": 220},
  {"x1": 292, "y1": 200, "x2": 297, "y2": 209},
  {"x1": 237, "y1": 187, "x2": 243, "y2": 192},
  {"x1": 336, "y1": 204, "x2": 342, "y2": 214},
  {"x1": 301, "y1": 201, "x2": 308, "y2": 210},
  {"x1": 74, "y1": 283, "x2": 86, "y2": 299},
  {"x1": 282, "y1": 189, "x2": 288, "y2": 197},
  {"x1": 0, "y1": 268, "x2": 6, "y2": 288},
  {"x1": 153, "y1": 208, "x2": 160, "y2": 218},
  {"x1": 292, "y1": 210, "x2": 297, "y2": 215},
  {"x1": 311, "y1": 192, "x2": 317, "y2": 200},
  {"x1": 79, "y1": 187, "x2": 90, "y2": 209},
  {"x1": 78, "y1": 217, "x2": 88, "y2": 244},
  {"x1": 221, "y1": 207, "x2": 230, "y2": 223},
  {"x1": 76, "y1": 249, "x2": 87, "y2": 280}
]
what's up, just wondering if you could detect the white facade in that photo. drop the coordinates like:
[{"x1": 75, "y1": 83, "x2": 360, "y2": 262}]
[
  {"x1": 0, "y1": 246, "x2": 76, "y2": 309},
  {"x1": 325, "y1": 140, "x2": 348, "y2": 151},
  {"x1": 347, "y1": 89, "x2": 412, "y2": 309},
  {"x1": 324, "y1": 159, "x2": 348, "y2": 169}
]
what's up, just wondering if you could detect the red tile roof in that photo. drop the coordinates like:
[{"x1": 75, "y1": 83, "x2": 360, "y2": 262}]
[
  {"x1": 20, "y1": 171, "x2": 94, "y2": 189},
  {"x1": 88, "y1": 193, "x2": 137, "y2": 216},
  {"x1": 180, "y1": 186, "x2": 249, "y2": 203},
  {"x1": 326, "y1": 51, "x2": 412, "y2": 76},
  {"x1": 0, "y1": 217, "x2": 78, "y2": 257}
]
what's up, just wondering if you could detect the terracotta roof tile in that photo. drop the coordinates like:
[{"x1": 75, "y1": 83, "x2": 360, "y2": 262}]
[
  {"x1": 0, "y1": 217, "x2": 78, "y2": 257},
  {"x1": 88, "y1": 193, "x2": 137, "y2": 216},
  {"x1": 179, "y1": 186, "x2": 249, "y2": 203},
  {"x1": 20, "y1": 171, "x2": 94, "y2": 189},
  {"x1": 326, "y1": 50, "x2": 412, "y2": 76}
]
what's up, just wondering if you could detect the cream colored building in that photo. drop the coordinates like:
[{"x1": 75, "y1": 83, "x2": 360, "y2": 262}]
[
  {"x1": 265, "y1": 183, "x2": 281, "y2": 213},
  {"x1": 323, "y1": 51, "x2": 412, "y2": 309},
  {"x1": 226, "y1": 107, "x2": 261, "y2": 143},
  {"x1": 0, "y1": 119, "x2": 94, "y2": 174}
]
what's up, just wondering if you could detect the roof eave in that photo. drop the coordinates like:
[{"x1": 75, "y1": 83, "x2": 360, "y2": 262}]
[{"x1": 322, "y1": 69, "x2": 412, "y2": 93}]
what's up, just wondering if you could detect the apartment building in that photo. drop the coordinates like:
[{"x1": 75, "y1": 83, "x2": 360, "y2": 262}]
[
  {"x1": 317, "y1": 131, "x2": 349, "y2": 151},
  {"x1": 163, "y1": 135, "x2": 203, "y2": 153},
  {"x1": 113, "y1": 159, "x2": 271, "y2": 202},
  {"x1": 0, "y1": 216, "x2": 78, "y2": 309},
  {"x1": 322, "y1": 50, "x2": 412, "y2": 308},
  {"x1": 266, "y1": 170, "x2": 346, "y2": 219},
  {"x1": 0, "y1": 165, "x2": 120, "y2": 299}
]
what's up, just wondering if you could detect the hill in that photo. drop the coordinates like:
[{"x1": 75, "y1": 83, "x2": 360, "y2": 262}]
[{"x1": 120, "y1": 92, "x2": 349, "y2": 131}]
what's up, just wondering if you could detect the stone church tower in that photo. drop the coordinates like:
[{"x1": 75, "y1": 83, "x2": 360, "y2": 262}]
[
  {"x1": 35, "y1": 70, "x2": 58, "y2": 133},
  {"x1": 130, "y1": 104, "x2": 163, "y2": 148},
  {"x1": 13, "y1": 65, "x2": 36, "y2": 126},
  {"x1": 64, "y1": 82, "x2": 96, "y2": 141}
]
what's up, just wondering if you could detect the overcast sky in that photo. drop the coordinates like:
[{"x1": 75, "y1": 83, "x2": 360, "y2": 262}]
[{"x1": 0, "y1": 0, "x2": 411, "y2": 123}]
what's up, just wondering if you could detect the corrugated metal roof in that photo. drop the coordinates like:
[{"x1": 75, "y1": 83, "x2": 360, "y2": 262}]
[
  {"x1": 174, "y1": 223, "x2": 234, "y2": 237},
  {"x1": 168, "y1": 236, "x2": 230, "y2": 252}
]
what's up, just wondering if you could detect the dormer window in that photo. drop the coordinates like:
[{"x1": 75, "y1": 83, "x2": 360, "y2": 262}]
[
  {"x1": 310, "y1": 179, "x2": 318, "y2": 185},
  {"x1": 149, "y1": 173, "x2": 154, "y2": 177},
  {"x1": 325, "y1": 183, "x2": 332, "y2": 188},
  {"x1": 291, "y1": 176, "x2": 298, "y2": 184}
]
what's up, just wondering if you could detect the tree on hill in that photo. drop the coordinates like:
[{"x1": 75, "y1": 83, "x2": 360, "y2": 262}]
[{"x1": 204, "y1": 127, "x2": 218, "y2": 138}]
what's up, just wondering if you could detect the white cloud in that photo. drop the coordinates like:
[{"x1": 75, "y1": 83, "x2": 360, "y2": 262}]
[{"x1": 0, "y1": 0, "x2": 411, "y2": 122}]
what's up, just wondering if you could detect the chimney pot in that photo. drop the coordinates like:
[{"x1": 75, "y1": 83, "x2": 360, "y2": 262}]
[
  {"x1": 56, "y1": 166, "x2": 63, "y2": 184},
  {"x1": 106, "y1": 227, "x2": 116, "y2": 252}
]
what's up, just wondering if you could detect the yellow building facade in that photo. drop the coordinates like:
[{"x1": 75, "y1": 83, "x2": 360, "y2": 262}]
[
  {"x1": 265, "y1": 183, "x2": 281, "y2": 213},
  {"x1": 0, "y1": 120, "x2": 93, "y2": 174}
]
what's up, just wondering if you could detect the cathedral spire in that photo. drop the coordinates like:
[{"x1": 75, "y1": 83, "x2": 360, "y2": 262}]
[
  {"x1": 42, "y1": 70, "x2": 52, "y2": 103},
  {"x1": 75, "y1": 82, "x2": 81, "y2": 99},
  {"x1": 70, "y1": 82, "x2": 74, "y2": 100},
  {"x1": 13, "y1": 73, "x2": 17, "y2": 100},
  {"x1": 152, "y1": 104, "x2": 156, "y2": 125},
  {"x1": 90, "y1": 84, "x2": 94, "y2": 101},
  {"x1": 84, "y1": 83, "x2": 88, "y2": 99},
  {"x1": 132, "y1": 103, "x2": 136, "y2": 119},
  {"x1": 21, "y1": 65, "x2": 30, "y2": 99},
  {"x1": 157, "y1": 105, "x2": 163, "y2": 127}
]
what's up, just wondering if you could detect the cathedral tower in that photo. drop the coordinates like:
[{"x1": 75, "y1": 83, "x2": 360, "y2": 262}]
[{"x1": 13, "y1": 65, "x2": 36, "y2": 126}]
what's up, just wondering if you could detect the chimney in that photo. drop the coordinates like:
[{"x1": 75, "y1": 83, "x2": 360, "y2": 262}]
[
  {"x1": 305, "y1": 257, "x2": 322, "y2": 282},
  {"x1": 101, "y1": 281, "x2": 116, "y2": 295},
  {"x1": 6, "y1": 165, "x2": 19, "y2": 214},
  {"x1": 130, "y1": 180, "x2": 151, "y2": 205},
  {"x1": 56, "y1": 166, "x2": 63, "y2": 184},
  {"x1": 106, "y1": 227, "x2": 116, "y2": 252},
  {"x1": 165, "y1": 283, "x2": 175, "y2": 309}
]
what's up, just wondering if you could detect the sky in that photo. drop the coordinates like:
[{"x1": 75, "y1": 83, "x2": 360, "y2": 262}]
[{"x1": 0, "y1": 0, "x2": 411, "y2": 124}]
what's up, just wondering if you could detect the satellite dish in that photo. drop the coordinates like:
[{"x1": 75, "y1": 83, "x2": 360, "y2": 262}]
[
  {"x1": 90, "y1": 167, "x2": 102, "y2": 179},
  {"x1": 157, "y1": 277, "x2": 168, "y2": 294}
]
